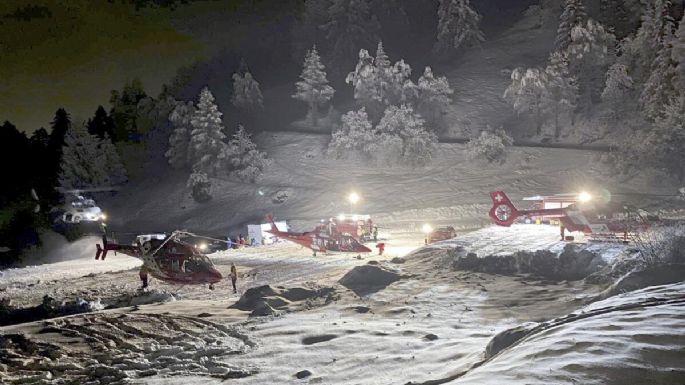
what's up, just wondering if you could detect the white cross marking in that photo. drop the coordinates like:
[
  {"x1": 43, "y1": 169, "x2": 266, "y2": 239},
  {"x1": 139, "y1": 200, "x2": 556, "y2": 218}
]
[{"x1": 495, "y1": 194, "x2": 503, "y2": 202}]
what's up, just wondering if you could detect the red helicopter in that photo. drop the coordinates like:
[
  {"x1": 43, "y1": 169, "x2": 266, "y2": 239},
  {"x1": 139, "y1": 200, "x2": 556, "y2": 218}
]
[
  {"x1": 488, "y1": 191, "x2": 655, "y2": 242},
  {"x1": 95, "y1": 230, "x2": 223, "y2": 289},
  {"x1": 265, "y1": 214, "x2": 372, "y2": 256}
]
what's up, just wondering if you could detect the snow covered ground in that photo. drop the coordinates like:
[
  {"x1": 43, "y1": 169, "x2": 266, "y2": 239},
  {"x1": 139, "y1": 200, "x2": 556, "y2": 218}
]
[{"x1": 3, "y1": 223, "x2": 683, "y2": 385}]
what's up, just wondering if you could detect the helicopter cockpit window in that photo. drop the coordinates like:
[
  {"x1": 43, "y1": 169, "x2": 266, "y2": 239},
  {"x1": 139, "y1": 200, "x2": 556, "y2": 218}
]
[{"x1": 183, "y1": 255, "x2": 212, "y2": 273}]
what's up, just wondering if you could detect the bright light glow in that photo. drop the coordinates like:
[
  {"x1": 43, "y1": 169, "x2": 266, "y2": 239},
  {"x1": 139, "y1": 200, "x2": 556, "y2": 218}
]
[
  {"x1": 257, "y1": 189, "x2": 264, "y2": 196},
  {"x1": 578, "y1": 191, "x2": 592, "y2": 202},
  {"x1": 348, "y1": 192, "x2": 360, "y2": 204},
  {"x1": 422, "y1": 224, "x2": 433, "y2": 234},
  {"x1": 352, "y1": 215, "x2": 359, "y2": 221},
  {"x1": 100, "y1": 213, "x2": 107, "y2": 221},
  {"x1": 197, "y1": 243, "x2": 207, "y2": 251},
  {"x1": 338, "y1": 213, "x2": 346, "y2": 221}
]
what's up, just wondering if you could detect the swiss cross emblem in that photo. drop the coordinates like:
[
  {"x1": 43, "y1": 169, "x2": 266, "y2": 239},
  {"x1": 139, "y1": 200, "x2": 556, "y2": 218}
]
[{"x1": 495, "y1": 194, "x2": 503, "y2": 202}]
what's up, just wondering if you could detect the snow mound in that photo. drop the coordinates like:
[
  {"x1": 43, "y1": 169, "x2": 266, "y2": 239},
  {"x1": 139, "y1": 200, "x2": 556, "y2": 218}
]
[
  {"x1": 449, "y1": 243, "x2": 608, "y2": 281},
  {"x1": 1, "y1": 313, "x2": 257, "y2": 384},
  {"x1": 230, "y1": 285, "x2": 336, "y2": 317},
  {"x1": 0, "y1": 295, "x2": 105, "y2": 327},
  {"x1": 451, "y1": 282, "x2": 685, "y2": 385},
  {"x1": 338, "y1": 264, "x2": 402, "y2": 296}
]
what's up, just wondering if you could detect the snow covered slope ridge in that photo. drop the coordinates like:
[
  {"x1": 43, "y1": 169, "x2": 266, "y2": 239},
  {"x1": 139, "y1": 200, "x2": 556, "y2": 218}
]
[{"x1": 447, "y1": 282, "x2": 685, "y2": 385}]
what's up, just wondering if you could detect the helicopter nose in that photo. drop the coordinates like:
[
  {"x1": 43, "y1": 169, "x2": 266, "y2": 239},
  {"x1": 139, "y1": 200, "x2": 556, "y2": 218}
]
[
  {"x1": 357, "y1": 244, "x2": 372, "y2": 253},
  {"x1": 204, "y1": 268, "x2": 222, "y2": 284}
]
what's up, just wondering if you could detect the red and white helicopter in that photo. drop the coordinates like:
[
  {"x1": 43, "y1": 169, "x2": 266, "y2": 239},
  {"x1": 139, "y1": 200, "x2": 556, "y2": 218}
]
[
  {"x1": 265, "y1": 214, "x2": 372, "y2": 256},
  {"x1": 488, "y1": 191, "x2": 656, "y2": 242},
  {"x1": 95, "y1": 230, "x2": 223, "y2": 288}
]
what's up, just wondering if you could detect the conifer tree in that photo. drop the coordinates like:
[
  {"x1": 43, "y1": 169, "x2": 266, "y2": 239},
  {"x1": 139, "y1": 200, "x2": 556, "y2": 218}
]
[
  {"x1": 323, "y1": 0, "x2": 381, "y2": 73},
  {"x1": 58, "y1": 124, "x2": 109, "y2": 189},
  {"x1": 189, "y1": 87, "x2": 227, "y2": 175},
  {"x1": 165, "y1": 101, "x2": 196, "y2": 169},
  {"x1": 601, "y1": 63, "x2": 634, "y2": 121},
  {"x1": 554, "y1": 0, "x2": 587, "y2": 52},
  {"x1": 231, "y1": 71, "x2": 264, "y2": 113},
  {"x1": 221, "y1": 125, "x2": 269, "y2": 182},
  {"x1": 416, "y1": 66, "x2": 454, "y2": 132},
  {"x1": 87, "y1": 106, "x2": 115, "y2": 139},
  {"x1": 293, "y1": 45, "x2": 335, "y2": 125},
  {"x1": 434, "y1": 0, "x2": 485, "y2": 54}
]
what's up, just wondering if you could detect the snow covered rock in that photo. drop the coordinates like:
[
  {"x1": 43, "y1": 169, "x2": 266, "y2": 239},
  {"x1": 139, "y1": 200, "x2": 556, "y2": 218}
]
[{"x1": 338, "y1": 265, "x2": 402, "y2": 296}]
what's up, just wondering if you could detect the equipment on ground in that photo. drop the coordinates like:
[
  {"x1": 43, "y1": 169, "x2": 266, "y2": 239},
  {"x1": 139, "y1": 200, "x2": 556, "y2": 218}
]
[
  {"x1": 265, "y1": 214, "x2": 372, "y2": 256},
  {"x1": 427, "y1": 226, "x2": 457, "y2": 243}
]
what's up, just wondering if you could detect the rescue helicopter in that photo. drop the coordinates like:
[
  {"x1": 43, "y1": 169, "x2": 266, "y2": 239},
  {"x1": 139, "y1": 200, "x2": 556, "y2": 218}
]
[
  {"x1": 95, "y1": 229, "x2": 223, "y2": 289},
  {"x1": 265, "y1": 214, "x2": 372, "y2": 256},
  {"x1": 488, "y1": 191, "x2": 658, "y2": 242}
]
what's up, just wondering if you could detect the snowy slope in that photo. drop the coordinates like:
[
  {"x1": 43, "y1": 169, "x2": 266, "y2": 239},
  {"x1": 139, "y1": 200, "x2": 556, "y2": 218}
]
[{"x1": 451, "y1": 282, "x2": 685, "y2": 385}]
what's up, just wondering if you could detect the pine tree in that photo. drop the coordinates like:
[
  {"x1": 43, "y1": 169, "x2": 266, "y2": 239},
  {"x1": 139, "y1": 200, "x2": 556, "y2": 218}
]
[
  {"x1": 221, "y1": 125, "x2": 269, "y2": 182},
  {"x1": 110, "y1": 78, "x2": 147, "y2": 142},
  {"x1": 566, "y1": 19, "x2": 616, "y2": 117},
  {"x1": 673, "y1": 14, "x2": 685, "y2": 92},
  {"x1": 323, "y1": 0, "x2": 381, "y2": 73},
  {"x1": 48, "y1": 108, "x2": 70, "y2": 159},
  {"x1": 416, "y1": 66, "x2": 454, "y2": 132},
  {"x1": 0, "y1": 121, "x2": 31, "y2": 204},
  {"x1": 165, "y1": 101, "x2": 196, "y2": 169},
  {"x1": 555, "y1": 0, "x2": 587, "y2": 52},
  {"x1": 328, "y1": 107, "x2": 376, "y2": 157},
  {"x1": 189, "y1": 87, "x2": 227, "y2": 175},
  {"x1": 87, "y1": 106, "x2": 115, "y2": 139},
  {"x1": 293, "y1": 45, "x2": 335, "y2": 126},
  {"x1": 434, "y1": 0, "x2": 485, "y2": 54},
  {"x1": 58, "y1": 124, "x2": 110, "y2": 189},
  {"x1": 601, "y1": 63, "x2": 634, "y2": 121},
  {"x1": 387, "y1": 59, "x2": 417, "y2": 106},
  {"x1": 346, "y1": 48, "x2": 381, "y2": 117},
  {"x1": 374, "y1": 41, "x2": 393, "y2": 105},
  {"x1": 544, "y1": 52, "x2": 577, "y2": 138},
  {"x1": 640, "y1": 38, "x2": 678, "y2": 121},
  {"x1": 504, "y1": 68, "x2": 550, "y2": 135},
  {"x1": 231, "y1": 71, "x2": 264, "y2": 113},
  {"x1": 652, "y1": 96, "x2": 685, "y2": 181},
  {"x1": 100, "y1": 134, "x2": 127, "y2": 185}
]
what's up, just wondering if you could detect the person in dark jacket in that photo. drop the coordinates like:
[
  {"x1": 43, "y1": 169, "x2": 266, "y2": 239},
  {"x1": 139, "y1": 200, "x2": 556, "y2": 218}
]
[{"x1": 229, "y1": 263, "x2": 238, "y2": 294}]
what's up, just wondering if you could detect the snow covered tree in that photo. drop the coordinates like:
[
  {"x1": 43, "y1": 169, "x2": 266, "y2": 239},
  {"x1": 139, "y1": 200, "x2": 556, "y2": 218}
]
[
  {"x1": 640, "y1": 34, "x2": 678, "y2": 121},
  {"x1": 416, "y1": 66, "x2": 454, "y2": 132},
  {"x1": 673, "y1": 14, "x2": 685, "y2": 92},
  {"x1": 544, "y1": 52, "x2": 577, "y2": 138},
  {"x1": 328, "y1": 107, "x2": 376, "y2": 158},
  {"x1": 651, "y1": 96, "x2": 685, "y2": 181},
  {"x1": 189, "y1": 87, "x2": 227, "y2": 175},
  {"x1": 346, "y1": 48, "x2": 379, "y2": 111},
  {"x1": 100, "y1": 134, "x2": 127, "y2": 185},
  {"x1": 323, "y1": 0, "x2": 381, "y2": 74},
  {"x1": 624, "y1": 0, "x2": 675, "y2": 87},
  {"x1": 345, "y1": 44, "x2": 418, "y2": 122},
  {"x1": 466, "y1": 128, "x2": 514, "y2": 164},
  {"x1": 376, "y1": 105, "x2": 436, "y2": 166},
  {"x1": 601, "y1": 63, "x2": 634, "y2": 121},
  {"x1": 504, "y1": 67, "x2": 550, "y2": 135},
  {"x1": 434, "y1": 0, "x2": 485, "y2": 54},
  {"x1": 566, "y1": 19, "x2": 615, "y2": 117},
  {"x1": 58, "y1": 124, "x2": 110, "y2": 189},
  {"x1": 221, "y1": 125, "x2": 269, "y2": 182},
  {"x1": 231, "y1": 71, "x2": 264, "y2": 113},
  {"x1": 554, "y1": 0, "x2": 587, "y2": 52},
  {"x1": 165, "y1": 101, "x2": 195, "y2": 170},
  {"x1": 187, "y1": 171, "x2": 212, "y2": 203},
  {"x1": 293, "y1": 46, "x2": 335, "y2": 126}
]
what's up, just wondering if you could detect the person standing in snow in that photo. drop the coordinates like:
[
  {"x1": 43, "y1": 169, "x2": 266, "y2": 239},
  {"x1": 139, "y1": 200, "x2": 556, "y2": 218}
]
[
  {"x1": 139, "y1": 266, "x2": 149, "y2": 289},
  {"x1": 376, "y1": 242, "x2": 385, "y2": 256},
  {"x1": 229, "y1": 263, "x2": 238, "y2": 294},
  {"x1": 227, "y1": 236, "x2": 233, "y2": 250}
]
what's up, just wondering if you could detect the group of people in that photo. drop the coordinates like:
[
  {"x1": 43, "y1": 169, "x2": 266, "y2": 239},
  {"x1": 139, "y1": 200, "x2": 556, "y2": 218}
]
[{"x1": 226, "y1": 234, "x2": 259, "y2": 249}]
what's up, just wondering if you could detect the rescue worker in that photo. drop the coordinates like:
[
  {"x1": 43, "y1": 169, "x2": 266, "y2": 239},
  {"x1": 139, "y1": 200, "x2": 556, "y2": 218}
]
[
  {"x1": 373, "y1": 226, "x2": 378, "y2": 242},
  {"x1": 376, "y1": 242, "x2": 385, "y2": 256},
  {"x1": 227, "y1": 236, "x2": 232, "y2": 249},
  {"x1": 139, "y1": 266, "x2": 149, "y2": 289},
  {"x1": 560, "y1": 225, "x2": 566, "y2": 241},
  {"x1": 229, "y1": 263, "x2": 238, "y2": 294}
]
